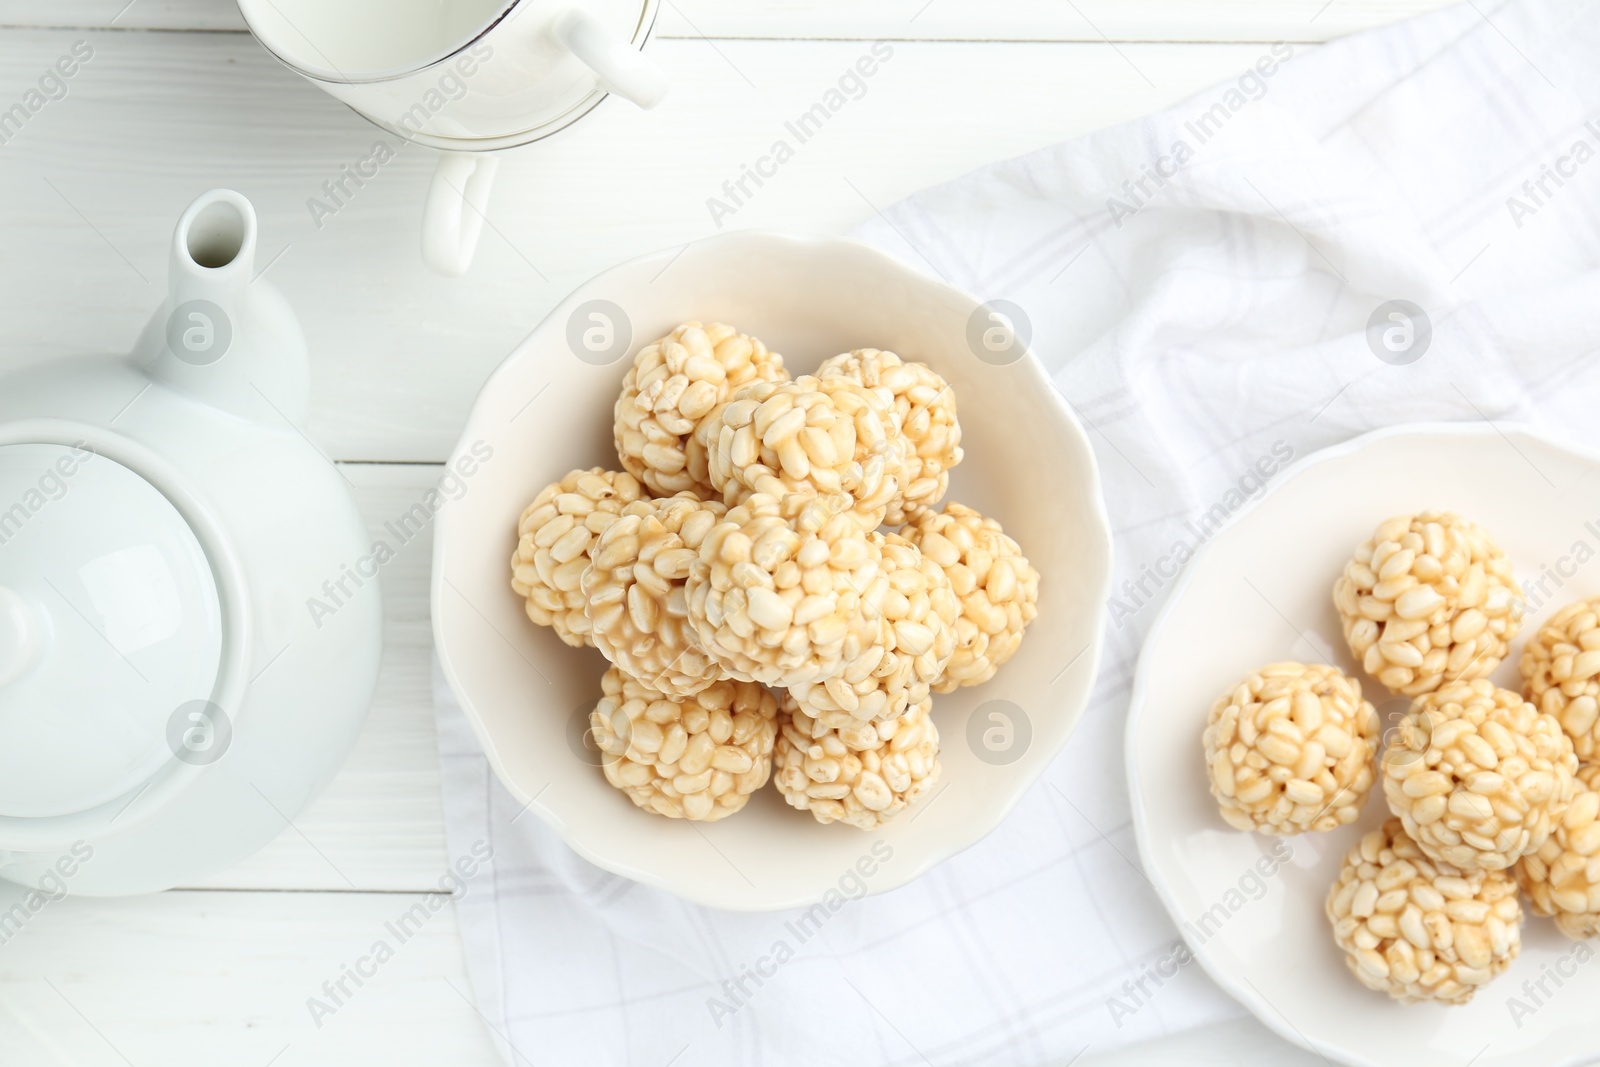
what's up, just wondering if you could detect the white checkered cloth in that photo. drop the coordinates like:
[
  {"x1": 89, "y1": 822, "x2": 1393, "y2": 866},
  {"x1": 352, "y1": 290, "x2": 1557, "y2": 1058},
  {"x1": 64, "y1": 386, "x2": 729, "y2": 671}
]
[{"x1": 435, "y1": 1, "x2": 1600, "y2": 1062}]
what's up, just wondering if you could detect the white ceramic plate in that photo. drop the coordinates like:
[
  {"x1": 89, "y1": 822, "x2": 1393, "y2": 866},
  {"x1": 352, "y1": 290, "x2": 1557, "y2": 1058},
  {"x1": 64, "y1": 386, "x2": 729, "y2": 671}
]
[
  {"x1": 1128, "y1": 423, "x2": 1600, "y2": 1067},
  {"x1": 433, "y1": 231, "x2": 1113, "y2": 911}
]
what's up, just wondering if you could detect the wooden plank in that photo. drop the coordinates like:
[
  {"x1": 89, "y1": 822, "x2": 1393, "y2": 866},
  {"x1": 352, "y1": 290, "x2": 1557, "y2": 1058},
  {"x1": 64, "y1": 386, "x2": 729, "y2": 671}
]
[
  {"x1": 182, "y1": 464, "x2": 450, "y2": 891},
  {"x1": 0, "y1": 0, "x2": 247, "y2": 32},
  {"x1": 0, "y1": 0, "x2": 1454, "y2": 42},
  {"x1": 0, "y1": 889, "x2": 501, "y2": 1066},
  {"x1": 0, "y1": 28, "x2": 1278, "y2": 463}
]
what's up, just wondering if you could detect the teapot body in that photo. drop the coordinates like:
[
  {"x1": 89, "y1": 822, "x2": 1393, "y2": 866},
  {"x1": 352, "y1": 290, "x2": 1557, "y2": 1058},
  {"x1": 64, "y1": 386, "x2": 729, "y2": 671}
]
[{"x1": 0, "y1": 192, "x2": 382, "y2": 894}]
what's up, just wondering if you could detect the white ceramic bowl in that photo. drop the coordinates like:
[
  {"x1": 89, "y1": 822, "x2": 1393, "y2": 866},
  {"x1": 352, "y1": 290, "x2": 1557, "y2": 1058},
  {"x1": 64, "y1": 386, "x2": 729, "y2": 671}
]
[
  {"x1": 433, "y1": 231, "x2": 1112, "y2": 911},
  {"x1": 1128, "y1": 423, "x2": 1600, "y2": 1067}
]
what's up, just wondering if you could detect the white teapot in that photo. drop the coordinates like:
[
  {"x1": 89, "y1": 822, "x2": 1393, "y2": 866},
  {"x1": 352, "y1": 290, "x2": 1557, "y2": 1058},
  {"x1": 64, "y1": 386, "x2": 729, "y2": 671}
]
[{"x1": 0, "y1": 190, "x2": 382, "y2": 895}]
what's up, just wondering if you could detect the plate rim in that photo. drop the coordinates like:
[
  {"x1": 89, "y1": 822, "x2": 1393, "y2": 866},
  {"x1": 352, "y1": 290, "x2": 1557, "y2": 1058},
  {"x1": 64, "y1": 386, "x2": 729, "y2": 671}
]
[
  {"x1": 1124, "y1": 419, "x2": 1600, "y2": 1067},
  {"x1": 433, "y1": 228, "x2": 1116, "y2": 911}
]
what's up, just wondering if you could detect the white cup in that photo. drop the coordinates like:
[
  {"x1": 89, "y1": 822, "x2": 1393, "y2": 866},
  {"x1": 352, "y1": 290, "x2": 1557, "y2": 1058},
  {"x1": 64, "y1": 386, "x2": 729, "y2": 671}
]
[{"x1": 237, "y1": 0, "x2": 667, "y2": 275}]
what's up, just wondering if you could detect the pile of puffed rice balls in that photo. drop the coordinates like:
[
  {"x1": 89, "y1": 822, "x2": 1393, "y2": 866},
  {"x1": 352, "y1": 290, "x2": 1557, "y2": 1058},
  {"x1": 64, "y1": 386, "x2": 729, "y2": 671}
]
[
  {"x1": 1202, "y1": 511, "x2": 1600, "y2": 1006},
  {"x1": 512, "y1": 323, "x2": 1039, "y2": 830}
]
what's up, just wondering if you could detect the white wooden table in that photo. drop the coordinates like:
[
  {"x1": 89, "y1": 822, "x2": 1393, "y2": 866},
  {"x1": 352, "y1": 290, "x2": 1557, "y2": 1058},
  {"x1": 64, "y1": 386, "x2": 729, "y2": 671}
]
[{"x1": 0, "y1": 2, "x2": 1450, "y2": 1063}]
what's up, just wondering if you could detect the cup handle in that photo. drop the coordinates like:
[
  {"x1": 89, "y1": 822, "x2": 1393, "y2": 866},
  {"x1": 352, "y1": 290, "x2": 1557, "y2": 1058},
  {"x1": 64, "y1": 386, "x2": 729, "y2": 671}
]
[
  {"x1": 422, "y1": 151, "x2": 501, "y2": 277},
  {"x1": 554, "y1": 9, "x2": 669, "y2": 110}
]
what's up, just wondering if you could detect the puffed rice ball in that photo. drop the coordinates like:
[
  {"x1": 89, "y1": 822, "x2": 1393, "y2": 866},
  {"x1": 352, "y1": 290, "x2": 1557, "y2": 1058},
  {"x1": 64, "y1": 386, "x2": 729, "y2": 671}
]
[
  {"x1": 1327, "y1": 818, "x2": 1522, "y2": 1004},
  {"x1": 511, "y1": 468, "x2": 645, "y2": 647},
  {"x1": 1516, "y1": 764, "x2": 1600, "y2": 939},
  {"x1": 1333, "y1": 512, "x2": 1521, "y2": 697},
  {"x1": 1382, "y1": 679, "x2": 1577, "y2": 872},
  {"x1": 901, "y1": 503, "x2": 1038, "y2": 692},
  {"x1": 614, "y1": 322, "x2": 787, "y2": 498},
  {"x1": 685, "y1": 493, "x2": 887, "y2": 688},
  {"x1": 582, "y1": 493, "x2": 727, "y2": 698},
  {"x1": 773, "y1": 693, "x2": 940, "y2": 829},
  {"x1": 1520, "y1": 596, "x2": 1600, "y2": 760},
  {"x1": 817, "y1": 348, "x2": 963, "y2": 525},
  {"x1": 705, "y1": 374, "x2": 905, "y2": 528},
  {"x1": 590, "y1": 666, "x2": 778, "y2": 821},
  {"x1": 1203, "y1": 662, "x2": 1378, "y2": 834},
  {"x1": 787, "y1": 531, "x2": 958, "y2": 724}
]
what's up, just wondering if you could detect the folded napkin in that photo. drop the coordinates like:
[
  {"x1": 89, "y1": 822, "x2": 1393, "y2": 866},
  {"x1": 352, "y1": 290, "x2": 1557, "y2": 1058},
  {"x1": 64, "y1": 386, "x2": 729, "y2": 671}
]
[{"x1": 435, "y1": 2, "x2": 1600, "y2": 1062}]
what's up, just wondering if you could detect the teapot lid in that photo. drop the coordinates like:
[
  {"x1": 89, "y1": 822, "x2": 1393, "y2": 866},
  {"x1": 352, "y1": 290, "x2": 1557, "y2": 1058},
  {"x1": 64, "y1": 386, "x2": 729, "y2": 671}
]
[{"x1": 0, "y1": 442, "x2": 223, "y2": 819}]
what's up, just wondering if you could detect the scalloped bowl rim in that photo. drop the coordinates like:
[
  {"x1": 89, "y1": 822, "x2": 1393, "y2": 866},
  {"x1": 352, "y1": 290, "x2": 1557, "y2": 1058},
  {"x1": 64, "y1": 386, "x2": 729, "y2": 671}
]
[{"x1": 434, "y1": 230, "x2": 1113, "y2": 910}]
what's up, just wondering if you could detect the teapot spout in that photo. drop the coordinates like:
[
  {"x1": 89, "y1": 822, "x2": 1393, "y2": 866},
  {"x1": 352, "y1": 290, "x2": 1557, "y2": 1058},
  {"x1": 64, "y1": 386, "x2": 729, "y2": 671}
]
[{"x1": 134, "y1": 190, "x2": 309, "y2": 427}]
